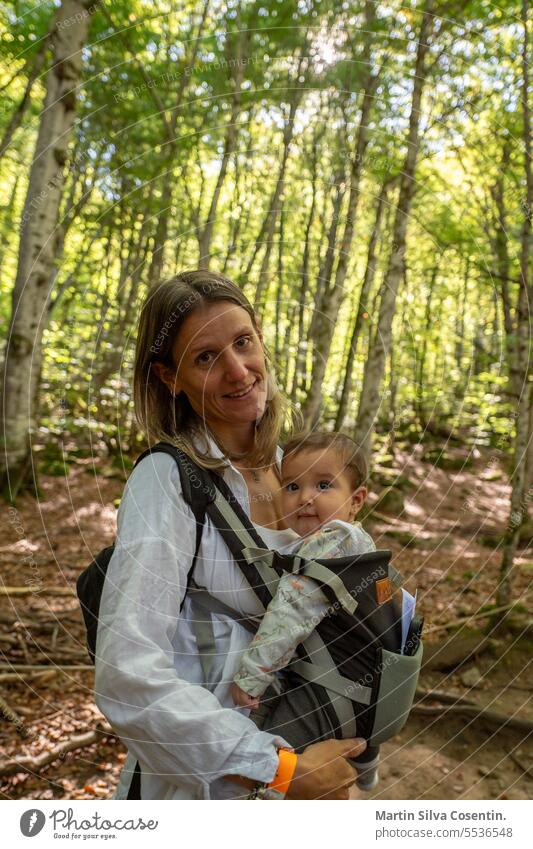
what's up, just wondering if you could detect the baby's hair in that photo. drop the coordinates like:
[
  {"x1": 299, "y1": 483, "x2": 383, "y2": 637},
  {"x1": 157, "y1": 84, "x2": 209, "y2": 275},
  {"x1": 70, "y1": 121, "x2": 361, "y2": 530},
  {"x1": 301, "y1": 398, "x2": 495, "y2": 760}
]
[{"x1": 282, "y1": 431, "x2": 369, "y2": 491}]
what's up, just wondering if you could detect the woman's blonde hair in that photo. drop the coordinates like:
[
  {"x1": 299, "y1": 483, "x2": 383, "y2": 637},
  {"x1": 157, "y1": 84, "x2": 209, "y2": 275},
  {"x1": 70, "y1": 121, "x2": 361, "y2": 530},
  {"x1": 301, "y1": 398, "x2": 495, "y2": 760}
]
[{"x1": 133, "y1": 270, "x2": 294, "y2": 470}]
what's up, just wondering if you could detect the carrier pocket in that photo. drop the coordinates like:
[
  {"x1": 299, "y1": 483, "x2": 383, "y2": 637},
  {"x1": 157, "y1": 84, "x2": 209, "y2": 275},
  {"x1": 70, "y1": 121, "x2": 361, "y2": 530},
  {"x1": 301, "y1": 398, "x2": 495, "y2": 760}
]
[{"x1": 369, "y1": 641, "x2": 423, "y2": 746}]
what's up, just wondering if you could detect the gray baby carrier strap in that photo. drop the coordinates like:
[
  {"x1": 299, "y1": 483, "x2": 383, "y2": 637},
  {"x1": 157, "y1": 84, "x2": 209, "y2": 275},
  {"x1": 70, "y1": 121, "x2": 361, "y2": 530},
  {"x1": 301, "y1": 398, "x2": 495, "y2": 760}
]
[{"x1": 187, "y1": 471, "x2": 423, "y2": 747}]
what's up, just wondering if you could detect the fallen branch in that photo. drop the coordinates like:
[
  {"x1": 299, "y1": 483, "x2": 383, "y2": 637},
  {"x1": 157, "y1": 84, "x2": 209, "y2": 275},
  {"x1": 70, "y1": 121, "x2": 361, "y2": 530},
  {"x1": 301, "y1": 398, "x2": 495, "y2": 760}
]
[
  {"x1": 0, "y1": 611, "x2": 80, "y2": 626},
  {"x1": 0, "y1": 587, "x2": 75, "y2": 596},
  {"x1": 0, "y1": 672, "x2": 57, "y2": 683},
  {"x1": 0, "y1": 664, "x2": 93, "y2": 673},
  {"x1": 0, "y1": 695, "x2": 30, "y2": 737},
  {"x1": 508, "y1": 751, "x2": 533, "y2": 780},
  {"x1": 416, "y1": 687, "x2": 477, "y2": 706},
  {"x1": 0, "y1": 723, "x2": 114, "y2": 777},
  {"x1": 412, "y1": 702, "x2": 533, "y2": 734},
  {"x1": 427, "y1": 603, "x2": 520, "y2": 635}
]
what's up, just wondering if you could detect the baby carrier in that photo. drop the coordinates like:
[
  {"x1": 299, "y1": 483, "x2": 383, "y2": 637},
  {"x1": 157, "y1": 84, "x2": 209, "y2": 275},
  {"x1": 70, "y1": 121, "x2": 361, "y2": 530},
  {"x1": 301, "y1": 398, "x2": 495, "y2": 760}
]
[
  {"x1": 78, "y1": 442, "x2": 423, "y2": 795},
  {"x1": 187, "y1": 455, "x2": 424, "y2": 750}
]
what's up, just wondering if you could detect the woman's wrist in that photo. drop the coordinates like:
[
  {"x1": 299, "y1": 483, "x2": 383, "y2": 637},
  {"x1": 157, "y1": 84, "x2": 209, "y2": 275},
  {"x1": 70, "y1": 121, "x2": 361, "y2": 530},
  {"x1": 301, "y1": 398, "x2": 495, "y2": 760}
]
[
  {"x1": 267, "y1": 748, "x2": 298, "y2": 793},
  {"x1": 248, "y1": 748, "x2": 298, "y2": 799}
]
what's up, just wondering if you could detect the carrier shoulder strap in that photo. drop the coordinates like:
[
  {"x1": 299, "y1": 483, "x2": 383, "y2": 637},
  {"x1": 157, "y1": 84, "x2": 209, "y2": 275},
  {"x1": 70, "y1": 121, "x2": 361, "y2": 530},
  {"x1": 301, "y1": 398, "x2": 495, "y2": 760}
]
[
  {"x1": 185, "y1": 471, "x2": 290, "y2": 688},
  {"x1": 204, "y1": 473, "x2": 285, "y2": 608},
  {"x1": 134, "y1": 442, "x2": 215, "y2": 596}
]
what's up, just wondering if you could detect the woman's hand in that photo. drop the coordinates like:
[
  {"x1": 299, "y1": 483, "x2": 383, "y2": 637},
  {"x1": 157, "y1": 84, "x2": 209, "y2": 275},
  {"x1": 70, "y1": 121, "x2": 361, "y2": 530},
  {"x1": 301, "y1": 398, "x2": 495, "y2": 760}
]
[{"x1": 284, "y1": 738, "x2": 366, "y2": 800}]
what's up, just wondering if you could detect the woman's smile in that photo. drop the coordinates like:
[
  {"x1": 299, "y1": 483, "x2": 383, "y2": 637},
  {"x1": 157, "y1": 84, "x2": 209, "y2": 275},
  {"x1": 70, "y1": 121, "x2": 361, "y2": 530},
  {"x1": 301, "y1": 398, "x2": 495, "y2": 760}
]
[
  {"x1": 153, "y1": 302, "x2": 269, "y2": 452},
  {"x1": 223, "y1": 379, "x2": 257, "y2": 398}
]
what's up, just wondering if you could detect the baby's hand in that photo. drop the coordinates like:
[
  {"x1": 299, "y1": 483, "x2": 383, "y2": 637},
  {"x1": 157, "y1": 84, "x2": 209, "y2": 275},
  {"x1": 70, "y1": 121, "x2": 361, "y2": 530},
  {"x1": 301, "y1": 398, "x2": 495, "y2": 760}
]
[{"x1": 230, "y1": 682, "x2": 260, "y2": 710}]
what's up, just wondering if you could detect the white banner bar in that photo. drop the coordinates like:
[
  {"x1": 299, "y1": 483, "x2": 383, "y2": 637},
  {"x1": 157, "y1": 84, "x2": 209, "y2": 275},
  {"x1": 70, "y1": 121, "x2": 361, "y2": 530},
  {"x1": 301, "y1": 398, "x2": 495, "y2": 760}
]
[{"x1": 3, "y1": 799, "x2": 531, "y2": 848}]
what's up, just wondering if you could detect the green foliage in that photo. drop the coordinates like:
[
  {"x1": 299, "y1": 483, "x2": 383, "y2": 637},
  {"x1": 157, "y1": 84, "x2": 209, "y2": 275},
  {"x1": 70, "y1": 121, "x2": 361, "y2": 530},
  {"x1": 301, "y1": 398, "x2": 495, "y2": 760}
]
[{"x1": 0, "y1": 0, "x2": 529, "y2": 467}]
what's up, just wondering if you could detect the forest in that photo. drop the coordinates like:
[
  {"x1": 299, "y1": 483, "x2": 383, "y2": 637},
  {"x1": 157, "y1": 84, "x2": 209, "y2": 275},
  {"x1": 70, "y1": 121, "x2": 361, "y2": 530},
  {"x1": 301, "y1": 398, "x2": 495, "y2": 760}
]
[{"x1": 0, "y1": 0, "x2": 532, "y2": 801}]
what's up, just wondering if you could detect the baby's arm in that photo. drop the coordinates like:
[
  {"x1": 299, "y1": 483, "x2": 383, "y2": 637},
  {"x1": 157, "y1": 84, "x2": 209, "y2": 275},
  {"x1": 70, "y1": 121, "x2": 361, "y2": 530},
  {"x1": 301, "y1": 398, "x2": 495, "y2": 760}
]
[
  {"x1": 232, "y1": 572, "x2": 330, "y2": 702},
  {"x1": 232, "y1": 523, "x2": 376, "y2": 706}
]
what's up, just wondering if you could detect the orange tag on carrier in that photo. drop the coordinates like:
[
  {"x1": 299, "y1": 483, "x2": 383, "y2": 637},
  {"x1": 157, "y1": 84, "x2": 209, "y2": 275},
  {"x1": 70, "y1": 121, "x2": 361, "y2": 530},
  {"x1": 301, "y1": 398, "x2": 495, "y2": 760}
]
[{"x1": 375, "y1": 577, "x2": 392, "y2": 604}]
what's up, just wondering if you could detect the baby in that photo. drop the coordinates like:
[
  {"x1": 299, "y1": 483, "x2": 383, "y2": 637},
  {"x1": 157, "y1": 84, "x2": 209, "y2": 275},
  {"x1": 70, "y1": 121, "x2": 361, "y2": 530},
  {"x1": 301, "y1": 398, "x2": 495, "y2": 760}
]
[{"x1": 230, "y1": 430, "x2": 380, "y2": 791}]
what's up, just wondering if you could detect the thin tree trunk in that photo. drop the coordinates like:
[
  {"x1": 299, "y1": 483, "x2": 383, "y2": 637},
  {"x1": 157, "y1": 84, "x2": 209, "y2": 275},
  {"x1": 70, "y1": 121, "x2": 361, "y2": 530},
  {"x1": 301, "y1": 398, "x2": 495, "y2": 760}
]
[
  {"x1": 353, "y1": 3, "x2": 435, "y2": 462},
  {"x1": 222, "y1": 151, "x2": 244, "y2": 274},
  {"x1": 254, "y1": 80, "x2": 304, "y2": 311},
  {"x1": 197, "y1": 16, "x2": 251, "y2": 269},
  {"x1": 454, "y1": 256, "x2": 469, "y2": 372},
  {"x1": 492, "y1": 141, "x2": 513, "y2": 337},
  {"x1": 274, "y1": 207, "x2": 284, "y2": 368},
  {"x1": 0, "y1": 18, "x2": 56, "y2": 161},
  {"x1": 288, "y1": 130, "x2": 322, "y2": 402},
  {"x1": 416, "y1": 265, "x2": 439, "y2": 426},
  {"x1": 0, "y1": 0, "x2": 95, "y2": 498},
  {"x1": 93, "y1": 215, "x2": 153, "y2": 395},
  {"x1": 335, "y1": 180, "x2": 389, "y2": 430},
  {"x1": 146, "y1": 0, "x2": 211, "y2": 287},
  {"x1": 0, "y1": 175, "x2": 20, "y2": 279},
  {"x1": 44, "y1": 147, "x2": 102, "y2": 301},
  {"x1": 523, "y1": 402, "x2": 533, "y2": 498},
  {"x1": 301, "y1": 65, "x2": 379, "y2": 429},
  {"x1": 490, "y1": 138, "x2": 519, "y2": 399},
  {"x1": 498, "y1": 0, "x2": 533, "y2": 608}
]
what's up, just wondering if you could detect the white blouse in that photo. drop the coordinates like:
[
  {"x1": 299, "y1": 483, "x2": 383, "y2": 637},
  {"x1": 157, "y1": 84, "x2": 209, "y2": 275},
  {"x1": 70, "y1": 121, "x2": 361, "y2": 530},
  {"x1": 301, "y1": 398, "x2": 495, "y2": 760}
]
[{"x1": 94, "y1": 432, "x2": 298, "y2": 800}]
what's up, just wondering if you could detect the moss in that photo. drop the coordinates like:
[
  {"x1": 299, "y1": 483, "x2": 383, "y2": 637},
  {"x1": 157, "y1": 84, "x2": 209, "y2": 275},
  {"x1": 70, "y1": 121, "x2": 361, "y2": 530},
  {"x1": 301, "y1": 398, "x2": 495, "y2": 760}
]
[
  {"x1": 40, "y1": 459, "x2": 67, "y2": 476},
  {"x1": 376, "y1": 453, "x2": 395, "y2": 468},
  {"x1": 384, "y1": 529, "x2": 418, "y2": 547},
  {"x1": 376, "y1": 486, "x2": 405, "y2": 515},
  {"x1": 67, "y1": 446, "x2": 93, "y2": 459},
  {"x1": 478, "y1": 533, "x2": 503, "y2": 549},
  {"x1": 111, "y1": 454, "x2": 134, "y2": 472},
  {"x1": 40, "y1": 442, "x2": 64, "y2": 462},
  {"x1": 424, "y1": 449, "x2": 473, "y2": 470}
]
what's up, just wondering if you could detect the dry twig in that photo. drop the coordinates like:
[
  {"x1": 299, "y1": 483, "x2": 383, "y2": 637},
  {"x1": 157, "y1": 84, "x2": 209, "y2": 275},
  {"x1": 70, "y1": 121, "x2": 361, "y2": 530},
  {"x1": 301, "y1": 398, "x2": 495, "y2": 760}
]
[
  {"x1": 412, "y1": 695, "x2": 533, "y2": 734},
  {"x1": 0, "y1": 587, "x2": 75, "y2": 597},
  {"x1": 0, "y1": 723, "x2": 114, "y2": 777}
]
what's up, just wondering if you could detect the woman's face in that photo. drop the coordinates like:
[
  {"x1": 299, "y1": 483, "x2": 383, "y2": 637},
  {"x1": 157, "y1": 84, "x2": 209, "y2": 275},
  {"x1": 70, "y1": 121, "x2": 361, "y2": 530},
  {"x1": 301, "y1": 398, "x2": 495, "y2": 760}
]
[{"x1": 154, "y1": 301, "x2": 269, "y2": 434}]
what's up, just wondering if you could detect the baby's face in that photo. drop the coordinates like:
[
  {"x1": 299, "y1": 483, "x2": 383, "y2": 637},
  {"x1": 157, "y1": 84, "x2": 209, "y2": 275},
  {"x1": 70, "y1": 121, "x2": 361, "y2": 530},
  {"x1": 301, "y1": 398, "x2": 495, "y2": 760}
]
[{"x1": 280, "y1": 447, "x2": 366, "y2": 537}]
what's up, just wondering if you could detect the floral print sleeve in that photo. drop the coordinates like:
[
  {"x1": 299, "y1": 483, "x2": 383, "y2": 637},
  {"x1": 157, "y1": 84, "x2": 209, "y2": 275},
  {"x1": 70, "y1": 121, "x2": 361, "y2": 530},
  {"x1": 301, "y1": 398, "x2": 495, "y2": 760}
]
[
  {"x1": 232, "y1": 570, "x2": 330, "y2": 697},
  {"x1": 233, "y1": 522, "x2": 376, "y2": 698}
]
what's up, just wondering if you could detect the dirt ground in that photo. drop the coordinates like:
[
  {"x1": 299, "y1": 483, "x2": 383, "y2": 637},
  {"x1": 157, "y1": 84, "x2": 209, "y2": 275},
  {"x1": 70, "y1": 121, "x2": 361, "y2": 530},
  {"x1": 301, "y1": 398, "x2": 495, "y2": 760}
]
[{"x1": 1, "y1": 444, "x2": 532, "y2": 800}]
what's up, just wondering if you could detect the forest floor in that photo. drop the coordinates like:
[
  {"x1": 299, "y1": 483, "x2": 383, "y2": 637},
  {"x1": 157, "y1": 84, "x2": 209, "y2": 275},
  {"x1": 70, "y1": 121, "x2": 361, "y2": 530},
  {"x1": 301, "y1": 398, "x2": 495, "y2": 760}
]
[{"x1": 1, "y1": 443, "x2": 532, "y2": 801}]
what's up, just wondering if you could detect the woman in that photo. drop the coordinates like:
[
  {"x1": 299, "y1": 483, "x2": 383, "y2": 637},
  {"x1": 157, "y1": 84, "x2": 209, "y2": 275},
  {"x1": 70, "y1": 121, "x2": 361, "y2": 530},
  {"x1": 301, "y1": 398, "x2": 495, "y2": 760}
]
[{"x1": 95, "y1": 270, "x2": 366, "y2": 800}]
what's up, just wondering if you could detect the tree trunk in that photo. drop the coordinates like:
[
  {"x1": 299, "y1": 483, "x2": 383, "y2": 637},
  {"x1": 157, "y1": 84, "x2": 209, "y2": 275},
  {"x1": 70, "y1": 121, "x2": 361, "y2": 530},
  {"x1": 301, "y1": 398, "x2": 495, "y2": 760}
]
[
  {"x1": 93, "y1": 221, "x2": 152, "y2": 396},
  {"x1": 353, "y1": 3, "x2": 435, "y2": 462},
  {"x1": 146, "y1": 0, "x2": 211, "y2": 287},
  {"x1": 222, "y1": 150, "x2": 244, "y2": 274},
  {"x1": 254, "y1": 83, "x2": 304, "y2": 311},
  {"x1": 300, "y1": 69, "x2": 379, "y2": 429},
  {"x1": 0, "y1": 175, "x2": 20, "y2": 284},
  {"x1": 454, "y1": 256, "x2": 469, "y2": 372},
  {"x1": 288, "y1": 130, "x2": 322, "y2": 402},
  {"x1": 498, "y1": 0, "x2": 533, "y2": 609},
  {"x1": 197, "y1": 20, "x2": 251, "y2": 269},
  {"x1": 492, "y1": 141, "x2": 513, "y2": 335},
  {"x1": 0, "y1": 18, "x2": 57, "y2": 161},
  {"x1": 0, "y1": 0, "x2": 95, "y2": 498},
  {"x1": 274, "y1": 207, "x2": 284, "y2": 369},
  {"x1": 523, "y1": 401, "x2": 533, "y2": 497},
  {"x1": 416, "y1": 265, "x2": 439, "y2": 426},
  {"x1": 335, "y1": 180, "x2": 389, "y2": 430},
  {"x1": 308, "y1": 165, "x2": 347, "y2": 340}
]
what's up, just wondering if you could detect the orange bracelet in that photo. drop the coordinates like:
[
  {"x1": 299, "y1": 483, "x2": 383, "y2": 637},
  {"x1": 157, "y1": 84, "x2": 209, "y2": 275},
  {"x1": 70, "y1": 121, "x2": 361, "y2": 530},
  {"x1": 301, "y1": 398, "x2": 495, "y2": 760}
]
[{"x1": 267, "y1": 748, "x2": 298, "y2": 795}]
